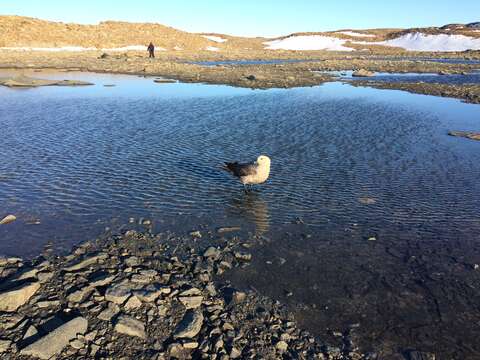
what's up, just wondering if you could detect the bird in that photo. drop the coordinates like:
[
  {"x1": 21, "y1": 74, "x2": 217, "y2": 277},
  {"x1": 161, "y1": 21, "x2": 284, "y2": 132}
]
[{"x1": 223, "y1": 155, "x2": 271, "y2": 192}]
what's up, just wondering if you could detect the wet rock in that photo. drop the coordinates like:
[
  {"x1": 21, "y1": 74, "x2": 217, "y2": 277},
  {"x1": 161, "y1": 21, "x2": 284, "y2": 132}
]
[
  {"x1": 20, "y1": 317, "x2": 88, "y2": 359},
  {"x1": 174, "y1": 310, "x2": 204, "y2": 339},
  {"x1": 0, "y1": 281, "x2": 40, "y2": 312},
  {"x1": 114, "y1": 315, "x2": 146, "y2": 339},
  {"x1": 189, "y1": 230, "x2": 202, "y2": 238},
  {"x1": 234, "y1": 251, "x2": 252, "y2": 262},
  {"x1": 0, "y1": 214, "x2": 16, "y2": 225},
  {"x1": 217, "y1": 226, "x2": 241, "y2": 233}
]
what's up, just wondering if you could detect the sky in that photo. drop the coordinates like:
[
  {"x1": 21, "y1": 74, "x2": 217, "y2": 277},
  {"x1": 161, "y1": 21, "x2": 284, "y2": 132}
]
[{"x1": 1, "y1": 0, "x2": 480, "y2": 37}]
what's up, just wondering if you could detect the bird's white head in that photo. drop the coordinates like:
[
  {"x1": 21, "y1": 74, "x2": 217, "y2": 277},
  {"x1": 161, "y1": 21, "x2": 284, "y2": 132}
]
[{"x1": 256, "y1": 155, "x2": 271, "y2": 167}]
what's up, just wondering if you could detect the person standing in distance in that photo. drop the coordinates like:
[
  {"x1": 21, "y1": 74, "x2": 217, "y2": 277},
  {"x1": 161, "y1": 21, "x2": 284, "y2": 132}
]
[{"x1": 147, "y1": 42, "x2": 155, "y2": 58}]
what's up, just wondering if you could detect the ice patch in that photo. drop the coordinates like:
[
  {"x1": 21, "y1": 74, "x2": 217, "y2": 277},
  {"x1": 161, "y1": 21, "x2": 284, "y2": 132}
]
[
  {"x1": 357, "y1": 32, "x2": 480, "y2": 52},
  {"x1": 264, "y1": 35, "x2": 354, "y2": 51},
  {"x1": 202, "y1": 35, "x2": 227, "y2": 43},
  {"x1": 205, "y1": 46, "x2": 220, "y2": 51},
  {"x1": 336, "y1": 31, "x2": 375, "y2": 38}
]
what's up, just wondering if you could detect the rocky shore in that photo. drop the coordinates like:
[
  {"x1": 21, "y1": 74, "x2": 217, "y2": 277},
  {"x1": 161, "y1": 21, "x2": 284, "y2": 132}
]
[
  {"x1": 0, "y1": 230, "x2": 369, "y2": 359},
  {"x1": 1, "y1": 51, "x2": 480, "y2": 103}
]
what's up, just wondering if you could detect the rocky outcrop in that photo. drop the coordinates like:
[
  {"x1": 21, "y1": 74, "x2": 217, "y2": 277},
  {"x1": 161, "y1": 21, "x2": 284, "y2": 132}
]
[{"x1": 448, "y1": 130, "x2": 480, "y2": 141}]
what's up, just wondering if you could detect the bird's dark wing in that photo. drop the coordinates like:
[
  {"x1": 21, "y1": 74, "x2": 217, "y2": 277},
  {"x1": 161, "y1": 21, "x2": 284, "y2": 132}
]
[{"x1": 223, "y1": 162, "x2": 257, "y2": 177}]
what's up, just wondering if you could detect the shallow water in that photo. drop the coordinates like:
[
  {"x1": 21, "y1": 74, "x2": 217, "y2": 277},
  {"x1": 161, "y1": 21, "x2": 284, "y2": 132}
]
[
  {"x1": 327, "y1": 69, "x2": 480, "y2": 84},
  {"x1": 1, "y1": 69, "x2": 480, "y2": 358}
]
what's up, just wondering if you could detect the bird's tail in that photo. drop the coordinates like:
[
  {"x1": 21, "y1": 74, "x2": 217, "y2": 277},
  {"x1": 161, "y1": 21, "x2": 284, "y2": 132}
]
[{"x1": 222, "y1": 162, "x2": 237, "y2": 173}]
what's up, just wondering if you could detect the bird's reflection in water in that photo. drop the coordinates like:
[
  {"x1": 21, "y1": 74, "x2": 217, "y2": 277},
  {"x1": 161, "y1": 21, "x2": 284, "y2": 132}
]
[{"x1": 229, "y1": 191, "x2": 270, "y2": 235}]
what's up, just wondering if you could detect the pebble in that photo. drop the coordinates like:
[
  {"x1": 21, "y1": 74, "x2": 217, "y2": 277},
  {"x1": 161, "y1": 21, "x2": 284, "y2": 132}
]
[{"x1": 0, "y1": 214, "x2": 16, "y2": 225}]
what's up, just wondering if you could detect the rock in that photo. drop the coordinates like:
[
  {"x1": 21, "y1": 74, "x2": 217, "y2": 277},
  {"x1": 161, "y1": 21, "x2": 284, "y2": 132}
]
[
  {"x1": 174, "y1": 310, "x2": 204, "y2": 339},
  {"x1": 189, "y1": 230, "x2": 202, "y2": 238},
  {"x1": 23, "y1": 325, "x2": 38, "y2": 339},
  {"x1": 230, "y1": 347, "x2": 242, "y2": 358},
  {"x1": 133, "y1": 285, "x2": 167, "y2": 303},
  {"x1": 232, "y1": 290, "x2": 247, "y2": 303},
  {"x1": 448, "y1": 131, "x2": 480, "y2": 141},
  {"x1": 125, "y1": 256, "x2": 140, "y2": 267},
  {"x1": 182, "y1": 341, "x2": 199, "y2": 349},
  {"x1": 0, "y1": 339, "x2": 12, "y2": 353},
  {"x1": 276, "y1": 340, "x2": 288, "y2": 352},
  {"x1": 63, "y1": 254, "x2": 107, "y2": 272},
  {"x1": 69, "y1": 339, "x2": 84, "y2": 349},
  {"x1": 352, "y1": 69, "x2": 375, "y2": 77},
  {"x1": 203, "y1": 247, "x2": 221, "y2": 259},
  {"x1": 246, "y1": 75, "x2": 256, "y2": 81},
  {"x1": 0, "y1": 314, "x2": 24, "y2": 330},
  {"x1": 234, "y1": 251, "x2": 252, "y2": 262},
  {"x1": 20, "y1": 317, "x2": 88, "y2": 359},
  {"x1": 131, "y1": 269, "x2": 158, "y2": 283},
  {"x1": 105, "y1": 280, "x2": 135, "y2": 304},
  {"x1": 124, "y1": 295, "x2": 142, "y2": 310},
  {"x1": 36, "y1": 300, "x2": 61, "y2": 308},
  {"x1": 406, "y1": 350, "x2": 436, "y2": 360},
  {"x1": 217, "y1": 226, "x2": 241, "y2": 233},
  {"x1": 358, "y1": 197, "x2": 376, "y2": 205},
  {"x1": 0, "y1": 282, "x2": 40, "y2": 312},
  {"x1": 97, "y1": 302, "x2": 120, "y2": 321},
  {"x1": 179, "y1": 295, "x2": 203, "y2": 309},
  {"x1": 114, "y1": 315, "x2": 146, "y2": 339},
  {"x1": 0, "y1": 214, "x2": 16, "y2": 225},
  {"x1": 68, "y1": 287, "x2": 94, "y2": 303},
  {"x1": 0, "y1": 257, "x2": 21, "y2": 266}
]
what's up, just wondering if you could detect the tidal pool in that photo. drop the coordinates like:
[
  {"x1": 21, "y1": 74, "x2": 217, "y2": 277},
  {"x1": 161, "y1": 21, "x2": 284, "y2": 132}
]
[{"x1": 1, "y1": 69, "x2": 479, "y2": 358}]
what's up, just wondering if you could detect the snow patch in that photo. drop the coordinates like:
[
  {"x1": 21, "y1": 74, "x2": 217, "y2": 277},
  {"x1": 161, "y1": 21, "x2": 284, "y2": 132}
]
[
  {"x1": 205, "y1": 46, "x2": 220, "y2": 51},
  {"x1": 264, "y1": 35, "x2": 354, "y2": 51},
  {"x1": 202, "y1": 35, "x2": 227, "y2": 43},
  {"x1": 336, "y1": 31, "x2": 375, "y2": 38},
  {"x1": 359, "y1": 32, "x2": 480, "y2": 52}
]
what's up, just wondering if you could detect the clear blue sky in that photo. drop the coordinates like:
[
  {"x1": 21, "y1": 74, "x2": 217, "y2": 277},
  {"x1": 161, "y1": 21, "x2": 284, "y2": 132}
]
[{"x1": 1, "y1": 0, "x2": 479, "y2": 37}]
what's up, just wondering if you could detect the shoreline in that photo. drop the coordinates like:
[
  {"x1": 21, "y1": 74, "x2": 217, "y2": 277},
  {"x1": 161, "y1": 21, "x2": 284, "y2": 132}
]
[
  {"x1": 0, "y1": 230, "x2": 367, "y2": 359},
  {"x1": 1, "y1": 51, "x2": 480, "y2": 102}
]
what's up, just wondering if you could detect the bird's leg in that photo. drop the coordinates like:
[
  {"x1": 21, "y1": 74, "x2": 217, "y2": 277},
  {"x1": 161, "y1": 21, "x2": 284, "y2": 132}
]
[{"x1": 244, "y1": 184, "x2": 248, "y2": 194}]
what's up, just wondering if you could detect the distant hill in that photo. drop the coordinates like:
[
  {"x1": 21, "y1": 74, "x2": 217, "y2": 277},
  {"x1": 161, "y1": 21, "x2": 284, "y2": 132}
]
[{"x1": 0, "y1": 16, "x2": 479, "y2": 53}]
